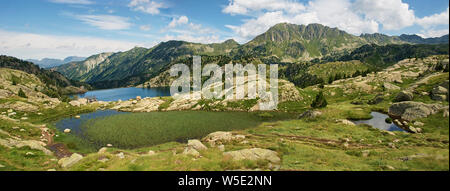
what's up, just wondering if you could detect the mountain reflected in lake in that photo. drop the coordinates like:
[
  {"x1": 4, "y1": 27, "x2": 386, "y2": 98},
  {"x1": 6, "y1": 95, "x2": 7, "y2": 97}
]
[{"x1": 76, "y1": 87, "x2": 171, "y2": 101}]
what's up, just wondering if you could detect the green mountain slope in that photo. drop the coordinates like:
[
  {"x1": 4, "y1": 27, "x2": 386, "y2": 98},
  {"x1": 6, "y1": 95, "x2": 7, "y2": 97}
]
[
  {"x1": 0, "y1": 55, "x2": 89, "y2": 97},
  {"x1": 53, "y1": 39, "x2": 240, "y2": 88},
  {"x1": 53, "y1": 23, "x2": 448, "y2": 89}
]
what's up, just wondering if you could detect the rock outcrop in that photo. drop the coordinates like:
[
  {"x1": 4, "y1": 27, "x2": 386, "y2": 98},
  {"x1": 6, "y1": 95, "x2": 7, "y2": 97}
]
[
  {"x1": 223, "y1": 148, "x2": 280, "y2": 163},
  {"x1": 394, "y1": 91, "x2": 414, "y2": 102},
  {"x1": 58, "y1": 153, "x2": 83, "y2": 168},
  {"x1": 202, "y1": 131, "x2": 245, "y2": 147},
  {"x1": 388, "y1": 101, "x2": 445, "y2": 121}
]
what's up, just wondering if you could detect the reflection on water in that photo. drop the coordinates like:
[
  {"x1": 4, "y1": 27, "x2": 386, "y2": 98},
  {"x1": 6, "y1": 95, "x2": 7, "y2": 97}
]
[
  {"x1": 76, "y1": 87, "x2": 170, "y2": 102},
  {"x1": 353, "y1": 112, "x2": 406, "y2": 132}
]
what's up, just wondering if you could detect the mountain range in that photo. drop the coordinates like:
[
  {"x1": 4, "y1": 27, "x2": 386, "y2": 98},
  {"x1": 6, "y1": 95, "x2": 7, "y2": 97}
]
[
  {"x1": 52, "y1": 23, "x2": 449, "y2": 89},
  {"x1": 27, "y1": 56, "x2": 86, "y2": 68}
]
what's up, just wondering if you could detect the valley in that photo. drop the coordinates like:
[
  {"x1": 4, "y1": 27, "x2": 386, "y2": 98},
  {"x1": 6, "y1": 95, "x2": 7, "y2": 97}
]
[{"x1": 0, "y1": 23, "x2": 449, "y2": 171}]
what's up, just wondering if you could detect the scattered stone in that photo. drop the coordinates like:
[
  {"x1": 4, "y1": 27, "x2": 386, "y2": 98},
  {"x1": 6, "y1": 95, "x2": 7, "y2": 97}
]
[
  {"x1": 384, "y1": 82, "x2": 400, "y2": 91},
  {"x1": 98, "y1": 147, "x2": 108, "y2": 154},
  {"x1": 187, "y1": 139, "x2": 207, "y2": 151},
  {"x1": 25, "y1": 152, "x2": 34, "y2": 156},
  {"x1": 394, "y1": 91, "x2": 414, "y2": 102},
  {"x1": 75, "y1": 115, "x2": 81, "y2": 119},
  {"x1": 338, "y1": 119, "x2": 355, "y2": 126},
  {"x1": 362, "y1": 150, "x2": 370, "y2": 157},
  {"x1": 107, "y1": 144, "x2": 113, "y2": 147},
  {"x1": 182, "y1": 147, "x2": 200, "y2": 157},
  {"x1": 413, "y1": 121, "x2": 424, "y2": 127},
  {"x1": 0, "y1": 164, "x2": 4, "y2": 168},
  {"x1": 12, "y1": 126, "x2": 19, "y2": 130},
  {"x1": 382, "y1": 131, "x2": 396, "y2": 136},
  {"x1": 58, "y1": 153, "x2": 83, "y2": 168},
  {"x1": 223, "y1": 148, "x2": 280, "y2": 163},
  {"x1": 47, "y1": 169, "x2": 56, "y2": 171},
  {"x1": 408, "y1": 126, "x2": 419, "y2": 133},
  {"x1": 298, "y1": 110, "x2": 322, "y2": 119},
  {"x1": 202, "y1": 131, "x2": 245, "y2": 146},
  {"x1": 20, "y1": 117, "x2": 28, "y2": 120},
  {"x1": 136, "y1": 96, "x2": 142, "y2": 101},
  {"x1": 393, "y1": 139, "x2": 400, "y2": 143},
  {"x1": 385, "y1": 165, "x2": 395, "y2": 170},
  {"x1": 147, "y1": 150, "x2": 156, "y2": 156},
  {"x1": 368, "y1": 94, "x2": 384, "y2": 105},
  {"x1": 19, "y1": 129, "x2": 26, "y2": 132},
  {"x1": 217, "y1": 145, "x2": 225, "y2": 152},
  {"x1": 343, "y1": 143, "x2": 349, "y2": 148},
  {"x1": 63, "y1": 129, "x2": 71, "y2": 133},
  {"x1": 116, "y1": 152, "x2": 125, "y2": 159}
]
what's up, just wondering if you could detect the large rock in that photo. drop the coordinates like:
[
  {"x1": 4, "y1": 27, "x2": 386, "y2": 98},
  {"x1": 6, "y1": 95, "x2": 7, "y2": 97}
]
[
  {"x1": 223, "y1": 148, "x2": 280, "y2": 163},
  {"x1": 58, "y1": 153, "x2": 83, "y2": 168},
  {"x1": 0, "y1": 138, "x2": 52, "y2": 155},
  {"x1": 394, "y1": 91, "x2": 414, "y2": 102},
  {"x1": 431, "y1": 83, "x2": 448, "y2": 101},
  {"x1": 202, "y1": 131, "x2": 245, "y2": 146},
  {"x1": 384, "y1": 82, "x2": 400, "y2": 91},
  {"x1": 388, "y1": 101, "x2": 444, "y2": 121},
  {"x1": 187, "y1": 139, "x2": 207, "y2": 151},
  {"x1": 182, "y1": 147, "x2": 200, "y2": 157},
  {"x1": 298, "y1": 110, "x2": 322, "y2": 119}
]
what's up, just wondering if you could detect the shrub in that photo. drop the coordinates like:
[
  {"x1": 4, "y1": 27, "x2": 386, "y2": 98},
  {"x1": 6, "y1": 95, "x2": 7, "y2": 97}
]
[
  {"x1": 385, "y1": 117, "x2": 393, "y2": 124},
  {"x1": 18, "y1": 88, "x2": 27, "y2": 98},
  {"x1": 311, "y1": 91, "x2": 327, "y2": 108}
]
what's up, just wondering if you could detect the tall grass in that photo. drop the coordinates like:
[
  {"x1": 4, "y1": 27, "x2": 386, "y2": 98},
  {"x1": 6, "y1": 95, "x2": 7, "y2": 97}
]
[{"x1": 81, "y1": 111, "x2": 295, "y2": 149}]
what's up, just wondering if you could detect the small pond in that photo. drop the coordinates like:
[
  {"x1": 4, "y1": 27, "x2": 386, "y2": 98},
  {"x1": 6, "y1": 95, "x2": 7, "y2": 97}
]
[{"x1": 352, "y1": 112, "x2": 406, "y2": 132}]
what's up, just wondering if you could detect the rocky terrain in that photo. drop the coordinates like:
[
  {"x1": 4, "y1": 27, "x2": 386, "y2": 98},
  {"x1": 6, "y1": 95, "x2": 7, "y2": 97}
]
[{"x1": 1, "y1": 54, "x2": 447, "y2": 171}]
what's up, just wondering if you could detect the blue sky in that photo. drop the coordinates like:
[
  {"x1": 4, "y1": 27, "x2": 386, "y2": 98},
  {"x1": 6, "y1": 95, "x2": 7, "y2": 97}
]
[{"x1": 0, "y1": 0, "x2": 448, "y2": 59}]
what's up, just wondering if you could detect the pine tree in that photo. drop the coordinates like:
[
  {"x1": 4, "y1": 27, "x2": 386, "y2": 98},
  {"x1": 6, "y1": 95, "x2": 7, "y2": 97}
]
[{"x1": 311, "y1": 91, "x2": 327, "y2": 108}]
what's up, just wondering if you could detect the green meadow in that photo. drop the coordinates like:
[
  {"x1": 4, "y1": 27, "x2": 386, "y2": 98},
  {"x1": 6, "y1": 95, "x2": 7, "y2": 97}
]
[{"x1": 79, "y1": 111, "x2": 296, "y2": 149}]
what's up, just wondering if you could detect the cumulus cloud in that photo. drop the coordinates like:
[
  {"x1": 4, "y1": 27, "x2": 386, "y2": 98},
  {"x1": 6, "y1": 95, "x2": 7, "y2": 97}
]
[
  {"x1": 168, "y1": 16, "x2": 189, "y2": 28},
  {"x1": 75, "y1": 14, "x2": 132, "y2": 30},
  {"x1": 160, "y1": 15, "x2": 225, "y2": 44},
  {"x1": 418, "y1": 29, "x2": 449, "y2": 38},
  {"x1": 48, "y1": 0, "x2": 93, "y2": 4},
  {"x1": 416, "y1": 7, "x2": 449, "y2": 28},
  {"x1": 128, "y1": 0, "x2": 165, "y2": 15},
  {"x1": 354, "y1": 0, "x2": 415, "y2": 30},
  {"x1": 223, "y1": 0, "x2": 306, "y2": 15},
  {"x1": 161, "y1": 34, "x2": 222, "y2": 44},
  {"x1": 0, "y1": 30, "x2": 141, "y2": 60},
  {"x1": 224, "y1": 0, "x2": 382, "y2": 42}
]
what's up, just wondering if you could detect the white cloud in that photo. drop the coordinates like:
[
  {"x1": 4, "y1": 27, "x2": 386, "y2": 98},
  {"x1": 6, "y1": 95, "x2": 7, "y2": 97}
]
[
  {"x1": 168, "y1": 16, "x2": 189, "y2": 28},
  {"x1": 418, "y1": 29, "x2": 449, "y2": 38},
  {"x1": 0, "y1": 29, "x2": 141, "y2": 60},
  {"x1": 75, "y1": 15, "x2": 132, "y2": 30},
  {"x1": 161, "y1": 34, "x2": 222, "y2": 44},
  {"x1": 48, "y1": 0, "x2": 93, "y2": 4},
  {"x1": 416, "y1": 7, "x2": 449, "y2": 28},
  {"x1": 223, "y1": 0, "x2": 306, "y2": 15},
  {"x1": 224, "y1": 0, "x2": 380, "y2": 42},
  {"x1": 128, "y1": 0, "x2": 165, "y2": 15},
  {"x1": 354, "y1": 0, "x2": 415, "y2": 30}
]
